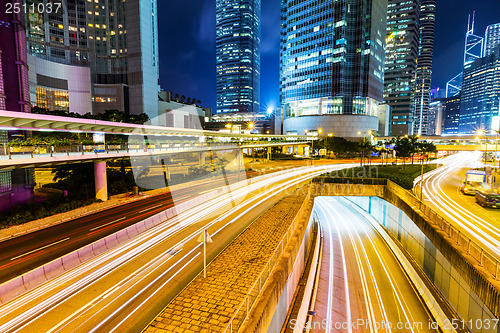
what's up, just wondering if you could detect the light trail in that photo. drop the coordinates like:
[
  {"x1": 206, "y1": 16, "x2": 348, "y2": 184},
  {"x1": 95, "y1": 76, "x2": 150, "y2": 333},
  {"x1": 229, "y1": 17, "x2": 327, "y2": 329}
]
[
  {"x1": 0, "y1": 163, "x2": 352, "y2": 332},
  {"x1": 422, "y1": 152, "x2": 500, "y2": 258},
  {"x1": 312, "y1": 197, "x2": 436, "y2": 333},
  {"x1": 10, "y1": 238, "x2": 70, "y2": 261}
]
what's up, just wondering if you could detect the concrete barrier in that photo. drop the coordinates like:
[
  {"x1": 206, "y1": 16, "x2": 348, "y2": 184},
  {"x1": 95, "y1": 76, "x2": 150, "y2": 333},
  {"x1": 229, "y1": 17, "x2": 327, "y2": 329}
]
[
  {"x1": 126, "y1": 225, "x2": 138, "y2": 239},
  {"x1": 77, "y1": 245, "x2": 95, "y2": 263},
  {"x1": 144, "y1": 217, "x2": 155, "y2": 230},
  {"x1": 62, "y1": 251, "x2": 81, "y2": 271},
  {"x1": 104, "y1": 233, "x2": 119, "y2": 249},
  {"x1": 0, "y1": 276, "x2": 26, "y2": 304},
  {"x1": 115, "y1": 229, "x2": 129, "y2": 244},
  {"x1": 152, "y1": 214, "x2": 161, "y2": 226},
  {"x1": 22, "y1": 267, "x2": 47, "y2": 291},
  {"x1": 92, "y1": 239, "x2": 108, "y2": 256},
  {"x1": 43, "y1": 258, "x2": 65, "y2": 280},
  {"x1": 136, "y1": 221, "x2": 147, "y2": 234}
]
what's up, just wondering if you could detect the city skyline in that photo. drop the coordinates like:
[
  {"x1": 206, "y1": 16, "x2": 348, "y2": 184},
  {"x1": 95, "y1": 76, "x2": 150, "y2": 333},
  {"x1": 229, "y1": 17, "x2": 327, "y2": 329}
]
[{"x1": 160, "y1": 0, "x2": 500, "y2": 113}]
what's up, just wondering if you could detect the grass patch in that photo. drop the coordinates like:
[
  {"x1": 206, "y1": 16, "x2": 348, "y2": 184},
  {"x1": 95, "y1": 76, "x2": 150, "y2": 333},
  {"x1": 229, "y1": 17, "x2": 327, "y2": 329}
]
[{"x1": 320, "y1": 164, "x2": 438, "y2": 190}]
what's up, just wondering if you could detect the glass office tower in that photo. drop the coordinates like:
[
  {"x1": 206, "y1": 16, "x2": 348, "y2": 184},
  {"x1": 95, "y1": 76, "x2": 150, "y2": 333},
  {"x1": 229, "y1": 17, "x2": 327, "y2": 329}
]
[
  {"x1": 24, "y1": 0, "x2": 159, "y2": 117},
  {"x1": 484, "y1": 23, "x2": 500, "y2": 57},
  {"x1": 216, "y1": 0, "x2": 261, "y2": 114},
  {"x1": 459, "y1": 46, "x2": 500, "y2": 134},
  {"x1": 280, "y1": 0, "x2": 387, "y2": 138},
  {"x1": 413, "y1": 0, "x2": 436, "y2": 135},
  {"x1": 384, "y1": 0, "x2": 420, "y2": 136}
]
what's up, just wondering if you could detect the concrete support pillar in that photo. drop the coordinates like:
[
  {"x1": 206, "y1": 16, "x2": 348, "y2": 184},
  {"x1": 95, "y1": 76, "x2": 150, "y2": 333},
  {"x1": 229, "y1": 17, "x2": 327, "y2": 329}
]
[
  {"x1": 297, "y1": 146, "x2": 305, "y2": 156},
  {"x1": 267, "y1": 146, "x2": 271, "y2": 160},
  {"x1": 94, "y1": 161, "x2": 108, "y2": 201},
  {"x1": 199, "y1": 152, "x2": 205, "y2": 166},
  {"x1": 282, "y1": 146, "x2": 287, "y2": 154}
]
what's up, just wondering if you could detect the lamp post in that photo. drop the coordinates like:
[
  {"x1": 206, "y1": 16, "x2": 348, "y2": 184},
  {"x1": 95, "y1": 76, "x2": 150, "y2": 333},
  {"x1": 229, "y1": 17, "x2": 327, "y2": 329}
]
[
  {"x1": 477, "y1": 130, "x2": 487, "y2": 167},
  {"x1": 358, "y1": 130, "x2": 373, "y2": 166},
  {"x1": 327, "y1": 133, "x2": 333, "y2": 158}
]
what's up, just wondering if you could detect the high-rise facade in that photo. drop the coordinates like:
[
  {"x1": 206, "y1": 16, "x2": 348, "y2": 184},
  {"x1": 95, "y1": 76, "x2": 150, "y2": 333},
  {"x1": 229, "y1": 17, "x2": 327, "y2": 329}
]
[
  {"x1": 280, "y1": 0, "x2": 387, "y2": 138},
  {"x1": 459, "y1": 45, "x2": 500, "y2": 134},
  {"x1": 0, "y1": 0, "x2": 30, "y2": 113},
  {"x1": 484, "y1": 23, "x2": 500, "y2": 57},
  {"x1": 442, "y1": 94, "x2": 460, "y2": 135},
  {"x1": 216, "y1": 0, "x2": 260, "y2": 114},
  {"x1": 384, "y1": 0, "x2": 420, "y2": 136},
  {"x1": 412, "y1": 0, "x2": 436, "y2": 136},
  {"x1": 0, "y1": 0, "x2": 36, "y2": 212},
  {"x1": 24, "y1": 0, "x2": 159, "y2": 117}
]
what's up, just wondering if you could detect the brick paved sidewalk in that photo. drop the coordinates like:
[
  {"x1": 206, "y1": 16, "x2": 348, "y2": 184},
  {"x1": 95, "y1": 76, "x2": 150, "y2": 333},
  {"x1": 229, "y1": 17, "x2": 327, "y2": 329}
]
[{"x1": 144, "y1": 189, "x2": 307, "y2": 333}]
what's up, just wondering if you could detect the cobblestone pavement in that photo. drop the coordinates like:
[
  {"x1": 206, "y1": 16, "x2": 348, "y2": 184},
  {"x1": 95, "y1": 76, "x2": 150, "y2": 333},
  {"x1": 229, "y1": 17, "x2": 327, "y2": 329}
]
[{"x1": 144, "y1": 189, "x2": 307, "y2": 333}]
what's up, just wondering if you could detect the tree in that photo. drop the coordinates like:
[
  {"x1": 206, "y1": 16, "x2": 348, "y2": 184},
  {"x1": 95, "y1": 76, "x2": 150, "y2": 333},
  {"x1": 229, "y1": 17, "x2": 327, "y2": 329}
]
[
  {"x1": 408, "y1": 134, "x2": 419, "y2": 164},
  {"x1": 52, "y1": 163, "x2": 95, "y2": 200},
  {"x1": 421, "y1": 141, "x2": 437, "y2": 161},
  {"x1": 359, "y1": 140, "x2": 374, "y2": 166},
  {"x1": 393, "y1": 136, "x2": 413, "y2": 169},
  {"x1": 174, "y1": 94, "x2": 180, "y2": 102},
  {"x1": 186, "y1": 97, "x2": 191, "y2": 105},
  {"x1": 196, "y1": 100, "x2": 201, "y2": 106},
  {"x1": 180, "y1": 95, "x2": 186, "y2": 103}
]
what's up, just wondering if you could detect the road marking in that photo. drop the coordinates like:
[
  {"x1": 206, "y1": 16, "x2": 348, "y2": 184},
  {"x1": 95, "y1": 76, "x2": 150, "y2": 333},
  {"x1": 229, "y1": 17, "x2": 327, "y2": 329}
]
[
  {"x1": 11, "y1": 237, "x2": 70, "y2": 261},
  {"x1": 198, "y1": 186, "x2": 226, "y2": 195},
  {"x1": 90, "y1": 217, "x2": 126, "y2": 232},
  {"x1": 138, "y1": 204, "x2": 163, "y2": 213}
]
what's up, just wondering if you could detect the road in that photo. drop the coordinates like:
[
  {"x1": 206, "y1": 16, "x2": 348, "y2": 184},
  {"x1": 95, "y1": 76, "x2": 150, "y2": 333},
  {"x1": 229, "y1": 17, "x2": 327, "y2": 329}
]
[
  {"x1": 307, "y1": 197, "x2": 437, "y2": 333},
  {"x1": 0, "y1": 157, "x2": 348, "y2": 285},
  {"x1": 0, "y1": 168, "x2": 255, "y2": 284},
  {"x1": 0, "y1": 164, "x2": 347, "y2": 333},
  {"x1": 420, "y1": 152, "x2": 500, "y2": 260}
]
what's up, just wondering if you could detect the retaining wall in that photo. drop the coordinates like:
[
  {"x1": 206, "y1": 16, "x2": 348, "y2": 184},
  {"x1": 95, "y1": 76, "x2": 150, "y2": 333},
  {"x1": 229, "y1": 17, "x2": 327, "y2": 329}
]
[
  {"x1": 345, "y1": 196, "x2": 499, "y2": 333},
  {"x1": 239, "y1": 197, "x2": 316, "y2": 333}
]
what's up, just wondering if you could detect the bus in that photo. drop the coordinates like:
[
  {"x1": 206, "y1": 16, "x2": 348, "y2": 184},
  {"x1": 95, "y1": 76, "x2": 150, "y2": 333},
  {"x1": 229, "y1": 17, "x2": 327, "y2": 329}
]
[{"x1": 460, "y1": 170, "x2": 487, "y2": 195}]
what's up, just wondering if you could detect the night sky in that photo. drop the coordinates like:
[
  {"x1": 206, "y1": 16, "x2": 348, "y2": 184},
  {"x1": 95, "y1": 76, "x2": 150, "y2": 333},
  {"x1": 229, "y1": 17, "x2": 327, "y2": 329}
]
[{"x1": 159, "y1": 1, "x2": 500, "y2": 112}]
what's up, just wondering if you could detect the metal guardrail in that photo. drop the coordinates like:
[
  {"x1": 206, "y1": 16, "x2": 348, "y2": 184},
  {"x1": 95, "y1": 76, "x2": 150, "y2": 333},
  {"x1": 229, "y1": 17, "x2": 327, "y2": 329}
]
[
  {"x1": 386, "y1": 180, "x2": 500, "y2": 280},
  {"x1": 222, "y1": 189, "x2": 312, "y2": 333}
]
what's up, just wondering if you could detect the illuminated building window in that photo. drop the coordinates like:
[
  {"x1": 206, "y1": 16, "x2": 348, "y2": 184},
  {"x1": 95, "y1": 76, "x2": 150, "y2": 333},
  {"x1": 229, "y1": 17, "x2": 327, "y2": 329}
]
[
  {"x1": 35, "y1": 86, "x2": 69, "y2": 111},
  {"x1": 0, "y1": 171, "x2": 12, "y2": 193}
]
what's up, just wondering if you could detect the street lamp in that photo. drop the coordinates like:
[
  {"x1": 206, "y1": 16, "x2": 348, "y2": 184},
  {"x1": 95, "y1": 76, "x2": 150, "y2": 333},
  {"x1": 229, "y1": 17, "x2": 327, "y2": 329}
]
[
  {"x1": 358, "y1": 130, "x2": 373, "y2": 166},
  {"x1": 477, "y1": 130, "x2": 487, "y2": 166},
  {"x1": 327, "y1": 133, "x2": 333, "y2": 158}
]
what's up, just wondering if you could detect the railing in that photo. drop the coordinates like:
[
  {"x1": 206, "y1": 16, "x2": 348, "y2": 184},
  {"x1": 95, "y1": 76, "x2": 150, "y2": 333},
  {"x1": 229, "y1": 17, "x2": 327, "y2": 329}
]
[
  {"x1": 0, "y1": 141, "x2": 308, "y2": 160},
  {"x1": 222, "y1": 188, "x2": 312, "y2": 333},
  {"x1": 386, "y1": 180, "x2": 500, "y2": 280}
]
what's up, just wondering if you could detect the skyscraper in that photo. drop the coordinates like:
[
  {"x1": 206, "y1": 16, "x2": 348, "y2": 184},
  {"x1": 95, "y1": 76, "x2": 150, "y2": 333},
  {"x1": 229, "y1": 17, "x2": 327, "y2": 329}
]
[
  {"x1": 442, "y1": 94, "x2": 460, "y2": 135},
  {"x1": 25, "y1": 0, "x2": 159, "y2": 118},
  {"x1": 459, "y1": 45, "x2": 500, "y2": 134},
  {"x1": 0, "y1": 0, "x2": 35, "y2": 212},
  {"x1": 484, "y1": 23, "x2": 500, "y2": 57},
  {"x1": 216, "y1": 0, "x2": 260, "y2": 114},
  {"x1": 0, "y1": 0, "x2": 30, "y2": 113},
  {"x1": 463, "y1": 13, "x2": 484, "y2": 68},
  {"x1": 446, "y1": 13, "x2": 484, "y2": 98},
  {"x1": 280, "y1": 0, "x2": 387, "y2": 139},
  {"x1": 384, "y1": 0, "x2": 420, "y2": 136},
  {"x1": 413, "y1": 0, "x2": 436, "y2": 135}
]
